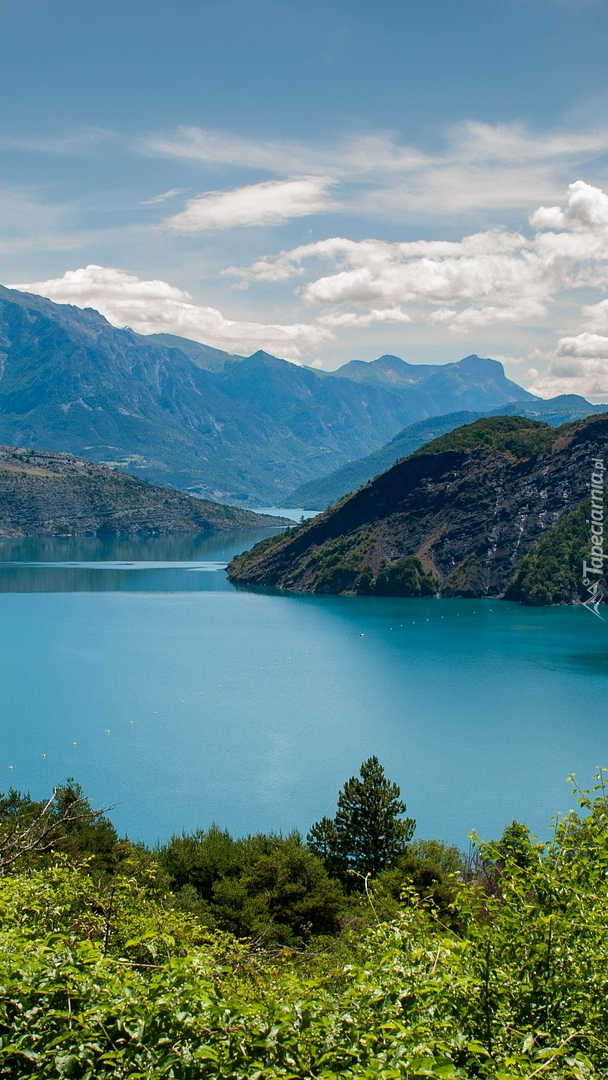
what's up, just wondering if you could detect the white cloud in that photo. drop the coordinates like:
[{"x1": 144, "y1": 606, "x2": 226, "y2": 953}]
[
  {"x1": 143, "y1": 119, "x2": 608, "y2": 222},
  {"x1": 9, "y1": 265, "x2": 332, "y2": 360},
  {"x1": 582, "y1": 298, "x2": 608, "y2": 333},
  {"x1": 140, "y1": 188, "x2": 186, "y2": 206},
  {"x1": 518, "y1": 184, "x2": 608, "y2": 399},
  {"x1": 139, "y1": 125, "x2": 436, "y2": 181},
  {"x1": 165, "y1": 177, "x2": 334, "y2": 232},
  {"x1": 300, "y1": 232, "x2": 540, "y2": 313},
  {"x1": 226, "y1": 181, "x2": 608, "y2": 342},
  {"x1": 526, "y1": 353, "x2": 608, "y2": 401},
  {"x1": 556, "y1": 332, "x2": 608, "y2": 360},
  {"x1": 531, "y1": 180, "x2": 608, "y2": 230},
  {"x1": 319, "y1": 307, "x2": 412, "y2": 327},
  {"x1": 430, "y1": 299, "x2": 548, "y2": 333},
  {"x1": 140, "y1": 126, "x2": 318, "y2": 174},
  {"x1": 525, "y1": 330, "x2": 608, "y2": 401}
]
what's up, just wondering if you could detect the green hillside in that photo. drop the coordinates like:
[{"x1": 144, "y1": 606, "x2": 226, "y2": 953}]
[
  {"x1": 0, "y1": 444, "x2": 285, "y2": 537},
  {"x1": 411, "y1": 415, "x2": 557, "y2": 458},
  {"x1": 229, "y1": 414, "x2": 608, "y2": 605}
]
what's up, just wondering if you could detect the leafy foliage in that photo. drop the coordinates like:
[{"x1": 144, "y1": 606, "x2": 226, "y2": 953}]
[
  {"x1": 0, "y1": 781, "x2": 119, "y2": 875},
  {"x1": 3, "y1": 772, "x2": 608, "y2": 1077},
  {"x1": 372, "y1": 555, "x2": 438, "y2": 596},
  {"x1": 414, "y1": 414, "x2": 556, "y2": 459},
  {"x1": 158, "y1": 827, "x2": 344, "y2": 944}
]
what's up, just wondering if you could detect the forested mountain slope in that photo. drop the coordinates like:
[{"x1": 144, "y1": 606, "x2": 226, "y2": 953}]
[
  {"x1": 229, "y1": 414, "x2": 608, "y2": 604},
  {"x1": 0, "y1": 444, "x2": 283, "y2": 536}
]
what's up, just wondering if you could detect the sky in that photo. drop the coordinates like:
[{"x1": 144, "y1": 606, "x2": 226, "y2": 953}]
[{"x1": 2, "y1": 0, "x2": 608, "y2": 398}]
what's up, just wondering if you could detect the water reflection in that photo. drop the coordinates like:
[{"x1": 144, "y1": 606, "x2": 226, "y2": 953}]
[{"x1": 0, "y1": 530, "x2": 280, "y2": 593}]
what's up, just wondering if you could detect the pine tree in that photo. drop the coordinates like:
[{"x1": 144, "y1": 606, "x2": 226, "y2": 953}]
[{"x1": 308, "y1": 757, "x2": 415, "y2": 884}]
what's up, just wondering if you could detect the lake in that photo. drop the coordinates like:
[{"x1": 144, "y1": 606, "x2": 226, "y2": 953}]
[{"x1": 1, "y1": 528, "x2": 607, "y2": 852}]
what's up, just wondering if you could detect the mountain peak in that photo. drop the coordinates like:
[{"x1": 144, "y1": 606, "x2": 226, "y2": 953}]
[
  {"x1": 372, "y1": 354, "x2": 413, "y2": 369},
  {"x1": 456, "y1": 354, "x2": 503, "y2": 371},
  {"x1": 246, "y1": 349, "x2": 284, "y2": 364}
]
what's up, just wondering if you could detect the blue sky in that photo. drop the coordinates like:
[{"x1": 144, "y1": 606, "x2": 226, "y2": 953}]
[{"x1": 2, "y1": 0, "x2": 608, "y2": 397}]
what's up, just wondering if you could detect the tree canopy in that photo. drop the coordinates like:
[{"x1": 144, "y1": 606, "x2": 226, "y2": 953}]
[{"x1": 308, "y1": 756, "x2": 415, "y2": 884}]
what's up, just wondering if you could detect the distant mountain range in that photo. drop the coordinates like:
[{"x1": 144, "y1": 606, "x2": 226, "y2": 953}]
[
  {"x1": 0, "y1": 444, "x2": 283, "y2": 538},
  {"x1": 0, "y1": 284, "x2": 548, "y2": 504},
  {"x1": 228, "y1": 414, "x2": 608, "y2": 605},
  {"x1": 287, "y1": 396, "x2": 608, "y2": 509}
]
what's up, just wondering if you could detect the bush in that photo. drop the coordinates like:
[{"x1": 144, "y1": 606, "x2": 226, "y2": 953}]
[
  {"x1": 159, "y1": 828, "x2": 344, "y2": 944},
  {"x1": 372, "y1": 555, "x2": 438, "y2": 597}
]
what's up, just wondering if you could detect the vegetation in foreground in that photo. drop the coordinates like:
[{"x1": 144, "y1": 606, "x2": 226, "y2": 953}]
[{"x1": 1, "y1": 763, "x2": 608, "y2": 1077}]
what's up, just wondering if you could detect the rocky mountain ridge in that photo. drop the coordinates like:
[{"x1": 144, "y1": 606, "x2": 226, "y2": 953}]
[{"x1": 0, "y1": 284, "x2": 540, "y2": 503}]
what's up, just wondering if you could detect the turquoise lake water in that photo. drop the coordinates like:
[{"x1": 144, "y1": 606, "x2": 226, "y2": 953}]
[{"x1": 1, "y1": 530, "x2": 607, "y2": 851}]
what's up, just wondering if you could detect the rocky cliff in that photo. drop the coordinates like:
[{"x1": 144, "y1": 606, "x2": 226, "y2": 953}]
[{"x1": 228, "y1": 415, "x2": 608, "y2": 603}]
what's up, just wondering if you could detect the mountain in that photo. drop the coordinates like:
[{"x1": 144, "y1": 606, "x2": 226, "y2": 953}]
[
  {"x1": 287, "y1": 395, "x2": 607, "y2": 510},
  {"x1": 228, "y1": 413, "x2": 608, "y2": 605},
  {"x1": 287, "y1": 411, "x2": 485, "y2": 508},
  {"x1": 0, "y1": 284, "x2": 539, "y2": 503},
  {"x1": 0, "y1": 444, "x2": 285, "y2": 537},
  {"x1": 332, "y1": 354, "x2": 441, "y2": 386},
  {"x1": 490, "y1": 394, "x2": 607, "y2": 425},
  {"x1": 332, "y1": 352, "x2": 536, "y2": 413},
  {"x1": 146, "y1": 334, "x2": 245, "y2": 371}
]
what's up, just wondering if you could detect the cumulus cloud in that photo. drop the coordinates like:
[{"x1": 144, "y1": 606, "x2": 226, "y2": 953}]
[
  {"x1": 556, "y1": 333, "x2": 608, "y2": 361},
  {"x1": 519, "y1": 184, "x2": 608, "y2": 399},
  {"x1": 165, "y1": 177, "x2": 334, "y2": 232},
  {"x1": 526, "y1": 328, "x2": 608, "y2": 402},
  {"x1": 526, "y1": 354, "x2": 608, "y2": 402},
  {"x1": 226, "y1": 181, "x2": 608, "y2": 343},
  {"x1": 10, "y1": 265, "x2": 331, "y2": 360},
  {"x1": 319, "y1": 307, "x2": 412, "y2": 327},
  {"x1": 531, "y1": 180, "x2": 608, "y2": 231},
  {"x1": 230, "y1": 229, "x2": 551, "y2": 332}
]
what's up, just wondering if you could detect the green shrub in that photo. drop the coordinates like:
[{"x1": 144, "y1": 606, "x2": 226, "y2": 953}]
[{"x1": 373, "y1": 555, "x2": 438, "y2": 597}]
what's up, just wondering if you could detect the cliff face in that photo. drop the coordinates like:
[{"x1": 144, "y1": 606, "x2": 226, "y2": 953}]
[
  {"x1": 228, "y1": 415, "x2": 608, "y2": 602},
  {"x1": 0, "y1": 445, "x2": 284, "y2": 537}
]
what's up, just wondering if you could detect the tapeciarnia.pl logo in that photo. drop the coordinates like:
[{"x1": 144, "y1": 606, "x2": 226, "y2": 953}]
[{"x1": 582, "y1": 457, "x2": 606, "y2": 618}]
